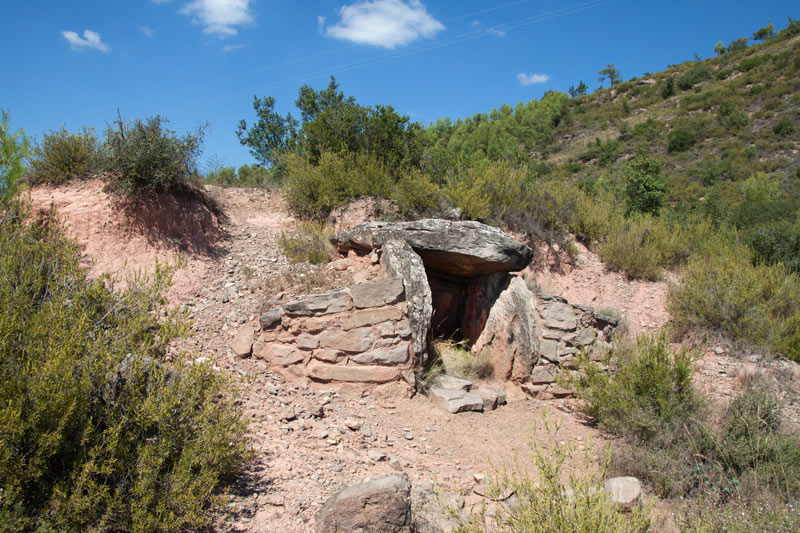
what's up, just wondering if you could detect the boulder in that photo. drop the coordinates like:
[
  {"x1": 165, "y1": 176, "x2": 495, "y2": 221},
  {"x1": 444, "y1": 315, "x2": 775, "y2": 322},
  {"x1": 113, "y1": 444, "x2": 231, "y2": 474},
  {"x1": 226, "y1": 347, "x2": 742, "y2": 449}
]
[
  {"x1": 430, "y1": 388, "x2": 484, "y2": 413},
  {"x1": 471, "y1": 275, "x2": 540, "y2": 382},
  {"x1": 603, "y1": 476, "x2": 643, "y2": 511},
  {"x1": 316, "y1": 475, "x2": 412, "y2": 533},
  {"x1": 380, "y1": 241, "x2": 432, "y2": 368},
  {"x1": 333, "y1": 219, "x2": 532, "y2": 277}
]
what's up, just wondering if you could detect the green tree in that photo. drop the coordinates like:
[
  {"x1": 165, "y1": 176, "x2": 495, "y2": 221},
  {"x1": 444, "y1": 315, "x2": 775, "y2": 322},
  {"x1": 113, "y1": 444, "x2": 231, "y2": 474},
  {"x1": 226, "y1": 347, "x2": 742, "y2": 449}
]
[
  {"x1": 624, "y1": 153, "x2": 667, "y2": 216},
  {"x1": 236, "y1": 96, "x2": 299, "y2": 167},
  {"x1": 0, "y1": 110, "x2": 28, "y2": 203},
  {"x1": 727, "y1": 37, "x2": 749, "y2": 52},
  {"x1": 597, "y1": 64, "x2": 621, "y2": 87},
  {"x1": 753, "y1": 20, "x2": 776, "y2": 42},
  {"x1": 568, "y1": 80, "x2": 588, "y2": 98},
  {"x1": 714, "y1": 40, "x2": 726, "y2": 55}
]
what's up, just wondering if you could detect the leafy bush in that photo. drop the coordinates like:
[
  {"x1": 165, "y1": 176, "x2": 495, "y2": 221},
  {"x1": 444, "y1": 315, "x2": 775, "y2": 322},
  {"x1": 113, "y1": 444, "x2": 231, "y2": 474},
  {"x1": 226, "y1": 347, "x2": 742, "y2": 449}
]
[
  {"x1": 624, "y1": 154, "x2": 667, "y2": 216},
  {"x1": 717, "y1": 101, "x2": 750, "y2": 130},
  {"x1": 28, "y1": 125, "x2": 103, "y2": 185},
  {"x1": 282, "y1": 151, "x2": 393, "y2": 219},
  {"x1": 451, "y1": 414, "x2": 652, "y2": 533},
  {"x1": 0, "y1": 110, "x2": 28, "y2": 203},
  {"x1": 677, "y1": 64, "x2": 712, "y2": 90},
  {"x1": 104, "y1": 115, "x2": 204, "y2": 197},
  {"x1": 0, "y1": 203, "x2": 248, "y2": 531},
  {"x1": 668, "y1": 243, "x2": 800, "y2": 361},
  {"x1": 277, "y1": 221, "x2": 334, "y2": 264},
  {"x1": 571, "y1": 331, "x2": 699, "y2": 442},
  {"x1": 444, "y1": 161, "x2": 525, "y2": 221},
  {"x1": 391, "y1": 170, "x2": 443, "y2": 217},
  {"x1": 667, "y1": 128, "x2": 696, "y2": 152},
  {"x1": 598, "y1": 214, "x2": 686, "y2": 280},
  {"x1": 746, "y1": 220, "x2": 800, "y2": 272},
  {"x1": 773, "y1": 115, "x2": 796, "y2": 137}
]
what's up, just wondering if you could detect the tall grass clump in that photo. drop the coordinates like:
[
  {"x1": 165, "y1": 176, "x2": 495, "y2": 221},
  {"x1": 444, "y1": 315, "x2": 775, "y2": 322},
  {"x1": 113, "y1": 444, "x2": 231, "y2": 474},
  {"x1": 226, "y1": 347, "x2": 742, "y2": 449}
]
[
  {"x1": 28, "y1": 125, "x2": 103, "y2": 185},
  {"x1": 0, "y1": 202, "x2": 248, "y2": 531},
  {"x1": 104, "y1": 114, "x2": 205, "y2": 197},
  {"x1": 429, "y1": 338, "x2": 493, "y2": 381},
  {"x1": 452, "y1": 414, "x2": 652, "y2": 533},
  {"x1": 598, "y1": 214, "x2": 687, "y2": 280},
  {"x1": 277, "y1": 221, "x2": 335, "y2": 264}
]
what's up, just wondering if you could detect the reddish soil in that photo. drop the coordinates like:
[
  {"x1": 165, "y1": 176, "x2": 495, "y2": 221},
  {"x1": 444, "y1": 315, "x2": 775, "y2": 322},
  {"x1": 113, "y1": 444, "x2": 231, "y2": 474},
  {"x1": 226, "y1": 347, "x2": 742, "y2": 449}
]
[{"x1": 28, "y1": 183, "x2": 798, "y2": 531}]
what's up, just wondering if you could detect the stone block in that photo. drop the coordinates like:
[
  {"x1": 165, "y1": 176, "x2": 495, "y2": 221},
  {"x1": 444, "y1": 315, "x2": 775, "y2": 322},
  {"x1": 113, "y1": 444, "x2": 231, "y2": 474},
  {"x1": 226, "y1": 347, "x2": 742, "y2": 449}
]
[
  {"x1": 433, "y1": 375, "x2": 472, "y2": 391},
  {"x1": 296, "y1": 334, "x2": 320, "y2": 351},
  {"x1": 316, "y1": 475, "x2": 411, "y2": 533},
  {"x1": 260, "y1": 344, "x2": 305, "y2": 367},
  {"x1": 540, "y1": 302, "x2": 577, "y2": 331},
  {"x1": 259, "y1": 307, "x2": 284, "y2": 330},
  {"x1": 476, "y1": 387, "x2": 507, "y2": 410},
  {"x1": 341, "y1": 306, "x2": 403, "y2": 330},
  {"x1": 307, "y1": 362, "x2": 401, "y2": 383},
  {"x1": 350, "y1": 277, "x2": 405, "y2": 309},
  {"x1": 313, "y1": 348, "x2": 343, "y2": 363},
  {"x1": 351, "y1": 344, "x2": 410, "y2": 366},
  {"x1": 530, "y1": 364, "x2": 557, "y2": 385},
  {"x1": 284, "y1": 289, "x2": 352, "y2": 317},
  {"x1": 319, "y1": 327, "x2": 373, "y2": 353},
  {"x1": 430, "y1": 388, "x2": 484, "y2": 413},
  {"x1": 230, "y1": 325, "x2": 254, "y2": 358}
]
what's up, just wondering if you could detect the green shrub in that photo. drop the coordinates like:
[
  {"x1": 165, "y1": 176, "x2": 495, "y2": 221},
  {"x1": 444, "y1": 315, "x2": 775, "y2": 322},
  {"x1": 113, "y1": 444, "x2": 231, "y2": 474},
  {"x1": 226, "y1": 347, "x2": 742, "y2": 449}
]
[
  {"x1": 668, "y1": 243, "x2": 800, "y2": 361},
  {"x1": 571, "y1": 331, "x2": 699, "y2": 442},
  {"x1": 0, "y1": 203, "x2": 248, "y2": 531},
  {"x1": 282, "y1": 151, "x2": 393, "y2": 219},
  {"x1": 598, "y1": 214, "x2": 686, "y2": 280},
  {"x1": 0, "y1": 110, "x2": 29, "y2": 203},
  {"x1": 277, "y1": 221, "x2": 334, "y2": 264},
  {"x1": 667, "y1": 128, "x2": 696, "y2": 152},
  {"x1": 104, "y1": 115, "x2": 204, "y2": 197},
  {"x1": 746, "y1": 220, "x2": 800, "y2": 272},
  {"x1": 677, "y1": 64, "x2": 712, "y2": 90},
  {"x1": 717, "y1": 101, "x2": 750, "y2": 130},
  {"x1": 452, "y1": 414, "x2": 652, "y2": 533},
  {"x1": 391, "y1": 170, "x2": 443, "y2": 217},
  {"x1": 661, "y1": 76, "x2": 676, "y2": 98},
  {"x1": 624, "y1": 154, "x2": 667, "y2": 216},
  {"x1": 773, "y1": 115, "x2": 796, "y2": 137},
  {"x1": 28, "y1": 125, "x2": 102, "y2": 185}
]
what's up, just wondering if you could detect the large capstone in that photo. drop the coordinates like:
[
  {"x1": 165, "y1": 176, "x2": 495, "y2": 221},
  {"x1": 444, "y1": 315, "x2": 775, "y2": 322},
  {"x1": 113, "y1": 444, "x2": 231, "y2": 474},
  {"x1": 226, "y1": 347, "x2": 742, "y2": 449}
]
[{"x1": 332, "y1": 219, "x2": 533, "y2": 277}]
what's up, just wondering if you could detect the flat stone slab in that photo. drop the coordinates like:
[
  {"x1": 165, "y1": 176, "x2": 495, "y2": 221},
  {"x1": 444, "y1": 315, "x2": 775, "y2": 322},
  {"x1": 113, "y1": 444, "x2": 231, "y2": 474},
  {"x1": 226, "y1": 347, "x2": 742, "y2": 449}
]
[
  {"x1": 284, "y1": 289, "x2": 352, "y2": 317},
  {"x1": 433, "y1": 375, "x2": 473, "y2": 391},
  {"x1": 476, "y1": 387, "x2": 507, "y2": 410},
  {"x1": 603, "y1": 476, "x2": 642, "y2": 511},
  {"x1": 430, "y1": 388, "x2": 484, "y2": 413},
  {"x1": 540, "y1": 302, "x2": 578, "y2": 331},
  {"x1": 332, "y1": 219, "x2": 532, "y2": 277}
]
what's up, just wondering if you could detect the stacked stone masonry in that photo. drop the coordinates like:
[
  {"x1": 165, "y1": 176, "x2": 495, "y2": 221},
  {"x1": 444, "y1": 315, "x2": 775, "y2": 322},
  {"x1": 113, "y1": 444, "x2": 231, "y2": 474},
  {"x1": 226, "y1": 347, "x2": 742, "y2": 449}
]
[{"x1": 257, "y1": 277, "x2": 416, "y2": 395}]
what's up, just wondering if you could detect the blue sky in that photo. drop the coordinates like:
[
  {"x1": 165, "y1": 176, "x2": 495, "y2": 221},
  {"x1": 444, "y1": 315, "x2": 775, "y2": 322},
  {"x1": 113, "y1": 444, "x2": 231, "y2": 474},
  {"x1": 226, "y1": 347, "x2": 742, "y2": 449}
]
[{"x1": 2, "y1": 0, "x2": 797, "y2": 169}]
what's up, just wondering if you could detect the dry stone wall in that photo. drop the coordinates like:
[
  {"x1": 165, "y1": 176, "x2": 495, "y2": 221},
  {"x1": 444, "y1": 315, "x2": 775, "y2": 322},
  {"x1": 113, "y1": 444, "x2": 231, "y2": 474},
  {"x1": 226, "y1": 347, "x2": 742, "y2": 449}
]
[{"x1": 257, "y1": 277, "x2": 416, "y2": 395}]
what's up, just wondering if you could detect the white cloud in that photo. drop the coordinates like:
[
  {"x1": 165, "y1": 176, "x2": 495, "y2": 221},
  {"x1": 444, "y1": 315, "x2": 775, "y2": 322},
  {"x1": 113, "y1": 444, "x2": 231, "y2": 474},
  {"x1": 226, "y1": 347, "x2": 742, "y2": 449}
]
[
  {"x1": 223, "y1": 43, "x2": 243, "y2": 52},
  {"x1": 517, "y1": 72, "x2": 550, "y2": 86},
  {"x1": 486, "y1": 27, "x2": 506, "y2": 37},
  {"x1": 324, "y1": 0, "x2": 444, "y2": 49},
  {"x1": 471, "y1": 20, "x2": 480, "y2": 27},
  {"x1": 139, "y1": 26, "x2": 155, "y2": 37},
  {"x1": 62, "y1": 29, "x2": 111, "y2": 53},
  {"x1": 181, "y1": 0, "x2": 253, "y2": 37}
]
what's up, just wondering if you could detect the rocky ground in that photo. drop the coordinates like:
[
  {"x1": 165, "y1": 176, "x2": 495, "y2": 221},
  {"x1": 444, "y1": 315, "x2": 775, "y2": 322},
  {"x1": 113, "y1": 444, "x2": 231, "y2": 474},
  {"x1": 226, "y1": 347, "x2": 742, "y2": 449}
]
[{"x1": 27, "y1": 182, "x2": 800, "y2": 531}]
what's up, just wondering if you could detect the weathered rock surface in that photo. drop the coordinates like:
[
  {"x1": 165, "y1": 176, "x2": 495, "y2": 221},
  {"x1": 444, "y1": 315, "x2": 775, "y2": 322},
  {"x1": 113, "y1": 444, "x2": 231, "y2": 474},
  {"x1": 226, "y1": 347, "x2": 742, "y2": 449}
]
[
  {"x1": 284, "y1": 289, "x2": 352, "y2": 317},
  {"x1": 540, "y1": 302, "x2": 578, "y2": 331},
  {"x1": 603, "y1": 476, "x2": 643, "y2": 511},
  {"x1": 430, "y1": 388, "x2": 484, "y2": 413},
  {"x1": 350, "y1": 277, "x2": 404, "y2": 309},
  {"x1": 316, "y1": 475, "x2": 412, "y2": 533},
  {"x1": 333, "y1": 219, "x2": 533, "y2": 277},
  {"x1": 380, "y1": 241, "x2": 432, "y2": 368},
  {"x1": 433, "y1": 375, "x2": 473, "y2": 391},
  {"x1": 230, "y1": 325, "x2": 255, "y2": 358},
  {"x1": 472, "y1": 275, "x2": 540, "y2": 382},
  {"x1": 476, "y1": 387, "x2": 507, "y2": 410}
]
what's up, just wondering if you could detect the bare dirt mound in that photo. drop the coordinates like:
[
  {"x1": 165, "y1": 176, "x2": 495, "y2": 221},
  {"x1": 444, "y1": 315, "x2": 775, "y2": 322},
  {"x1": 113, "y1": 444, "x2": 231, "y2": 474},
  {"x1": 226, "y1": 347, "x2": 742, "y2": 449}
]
[{"x1": 27, "y1": 180, "x2": 223, "y2": 302}]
